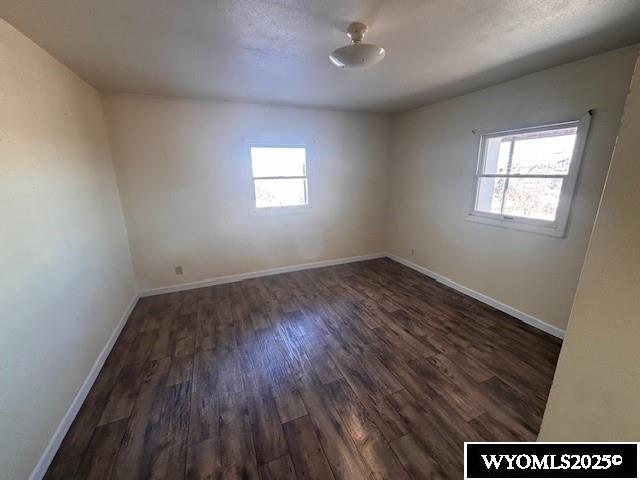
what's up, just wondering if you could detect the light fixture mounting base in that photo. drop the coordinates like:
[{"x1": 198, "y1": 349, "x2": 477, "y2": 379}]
[{"x1": 346, "y1": 22, "x2": 368, "y2": 44}]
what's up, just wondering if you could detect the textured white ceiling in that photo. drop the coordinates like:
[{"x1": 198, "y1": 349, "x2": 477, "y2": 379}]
[{"x1": 2, "y1": 0, "x2": 640, "y2": 113}]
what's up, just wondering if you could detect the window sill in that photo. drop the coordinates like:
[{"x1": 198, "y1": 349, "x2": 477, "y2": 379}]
[
  {"x1": 465, "y1": 213, "x2": 566, "y2": 238},
  {"x1": 249, "y1": 204, "x2": 313, "y2": 216}
]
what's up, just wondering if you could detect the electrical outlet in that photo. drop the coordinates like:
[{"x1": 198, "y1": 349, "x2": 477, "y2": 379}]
[{"x1": 174, "y1": 266, "x2": 183, "y2": 275}]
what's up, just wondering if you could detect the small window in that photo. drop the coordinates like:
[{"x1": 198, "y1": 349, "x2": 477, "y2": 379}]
[
  {"x1": 250, "y1": 146, "x2": 309, "y2": 210},
  {"x1": 468, "y1": 114, "x2": 591, "y2": 237}
]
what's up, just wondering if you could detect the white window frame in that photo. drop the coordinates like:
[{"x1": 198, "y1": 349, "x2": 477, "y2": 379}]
[
  {"x1": 247, "y1": 143, "x2": 312, "y2": 215},
  {"x1": 466, "y1": 113, "x2": 591, "y2": 237}
]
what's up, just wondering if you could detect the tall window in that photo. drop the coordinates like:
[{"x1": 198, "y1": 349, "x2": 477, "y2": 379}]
[
  {"x1": 250, "y1": 146, "x2": 309, "y2": 210},
  {"x1": 469, "y1": 115, "x2": 590, "y2": 237}
]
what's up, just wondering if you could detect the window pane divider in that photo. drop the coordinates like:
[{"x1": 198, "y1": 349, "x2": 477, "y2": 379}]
[
  {"x1": 475, "y1": 173, "x2": 568, "y2": 179},
  {"x1": 253, "y1": 175, "x2": 307, "y2": 180}
]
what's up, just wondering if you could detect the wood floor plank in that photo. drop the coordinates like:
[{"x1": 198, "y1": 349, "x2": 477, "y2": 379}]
[
  {"x1": 309, "y1": 351, "x2": 343, "y2": 385},
  {"x1": 149, "y1": 315, "x2": 175, "y2": 361},
  {"x1": 248, "y1": 394, "x2": 289, "y2": 465},
  {"x1": 218, "y1": 392, "x2": 260, "y2": 480},
  {"x1": 166, "y1": 355, "x2": 194, "y2": 386},
  {"x1": 74, "y1": 419, "x2": 128, "y2": 480},
  {"x1": 326, "y1": 378, "x2": 410, "y2": 480},
  {"x1": 48, "y1": 399, "x2": 107, "y2": 466},
  {"x1": 174, "y1": 335, "x2": 196, "y2": 357},
  {"x1": 43, "y1": 459, "x2": 80, "y2": 480},
  {"x1": 111, "y1": 358, "x2": 171, "y2": 480},
  {"x1": 299, "y1": 378, "x2": 373, "y2": 480},
  {"x1": 46, "y1": 259, "x2": 561, "y2": 480},
  {"x1": 125, "y1": 330, "x2": 158, "y2": 365},
  {"x1": 259, "y1": 454, "x2": 297, "y2": 480},
  {"x1": 282, "y1": 416, "x2": 336, "y2": 480},
  {"x1": 329, "y1": 345, "x2": 409, "y2": 442},
  {"x1": 274, "y1": 389, "x2": 308, "y2": 424},
  {"x1": 147, "y1": 381, "x2": 192, "y2": 480},
  {"x1": 186, "y1": 438, "x2": 220, "y2": 480},
  {"x1": 97, "y1": 394, "x2": 135, "y2": 426},
  {"x1": 390, "y1": 434, "x2": 448, "y2": 480},
  {"x1": 97, "y1": 361, "x2": 147, "y2": 426},
  {"x1": 188, "y1": 374, "x2": 220, "y2": 445}
]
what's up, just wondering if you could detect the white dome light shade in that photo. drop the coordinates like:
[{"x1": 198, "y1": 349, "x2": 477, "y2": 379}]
[
  {"x1": 329, "y1": 22, "x2": 386, "y2": 70},
  {"x1": 329, "y1": 44, "x2": 386, "y2": 69}
]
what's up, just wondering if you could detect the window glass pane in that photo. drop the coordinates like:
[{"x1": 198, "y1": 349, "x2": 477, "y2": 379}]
[
  {"x1": 502, "y1": 178, "x2": 563, "y2": 221},
  {"x1": 510, "y1": 128, "x2": 577, "y2": 175},
  {"x1": 475, "y1": 176, "x2": 506, "y2": 214},
  {"x1": 254, "y1": 178, "x2": 307, "y2": 208},
  {"x1": 251, "y1": 147, "x2": 306, "y2": 178},
  {"x1": 482, "y1": 137, "x2": 511, "y2": 174},
  {"x1": 481, "y1": 126, "x2": 577, "y2": 175}
]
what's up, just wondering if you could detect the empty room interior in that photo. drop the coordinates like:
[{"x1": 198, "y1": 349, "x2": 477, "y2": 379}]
[{"x1": 2, "y1": 1, "x2": 640, "y2": 479}]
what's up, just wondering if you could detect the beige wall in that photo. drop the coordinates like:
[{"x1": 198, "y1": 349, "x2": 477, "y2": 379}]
[
  {"x1": 102, "y1": 93, "x2": 390, "y2": 291},
  {"x1": 539, "y1": 54, "x2": 640, "y2": 440},
  {"x1": 386, "y1": 45, "x2": 638, "y2": 331},
  {"x1": 2, "y1": 13, "x2": 638, "y2": 476},
  {"x1": 0, "y1": 20, "x2": 136, "y2": 480}
]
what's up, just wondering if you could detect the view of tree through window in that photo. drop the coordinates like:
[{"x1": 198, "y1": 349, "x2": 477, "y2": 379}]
[
  {"x1": 250, "y1": 146, "x2": 308, "y2": 209},
  {"x1": 474, "y1": 126, "x2": 578, "y2": 222}
]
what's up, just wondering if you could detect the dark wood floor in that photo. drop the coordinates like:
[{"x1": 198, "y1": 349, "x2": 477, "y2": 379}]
[{"x1": 45, "y1": 258, "x2": 561, "y2": 480}]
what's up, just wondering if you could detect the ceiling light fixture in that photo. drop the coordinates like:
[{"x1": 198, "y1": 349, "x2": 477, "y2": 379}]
[{"x1": 329, "y1": 22, "x2": 385, "y2": 70}]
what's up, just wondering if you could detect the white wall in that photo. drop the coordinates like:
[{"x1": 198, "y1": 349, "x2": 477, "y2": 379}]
[
  {"x1": 387, "y1": 45, "x2": 638, "y2": 331},
  {"x1": 102, "y1": 93, "x2": 390, "y2": 291},
  {"x1": 539, "y1": 54, "x2": 640, "y2": 440},
  {"x1": 0, "y1": 20, "x2": 136, "y2": 480}
]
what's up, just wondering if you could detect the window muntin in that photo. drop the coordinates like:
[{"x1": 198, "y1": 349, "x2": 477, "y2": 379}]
[
  {"x1": 250, "y1": 146, "x2": 309, "y2": 209},
  {"x1": 469, "y1": 116, "x2": 590, "y2": 236}
]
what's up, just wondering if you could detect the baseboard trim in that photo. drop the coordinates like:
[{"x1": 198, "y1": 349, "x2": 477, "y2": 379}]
[
  {"x1": 139, "y1": 253, "x2": 387, "y2": 297},
  {"x1": 386, "y1": 253, "x2": 565, "y2": 339},
  {"x1": 139, "y1": 252, "x2": 564, "y2": 339},
  {"x1": 29, "y1": 293, "x2": 140, "y2": 480}
]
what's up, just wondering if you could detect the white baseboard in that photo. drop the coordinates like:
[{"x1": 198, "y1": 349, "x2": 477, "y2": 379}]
[
  {"x1": 139, "y1": 252, "x2": 564, "y2": 339},
  {"x1": 386, "y1": 253, "x2": 565, "y2": 339},
  {"x1": 29, "y1": 294, "x2": 140, "y2": 480},
  {"x1": 139, "y1": 253, "x2": 386, "y2": 297}
]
